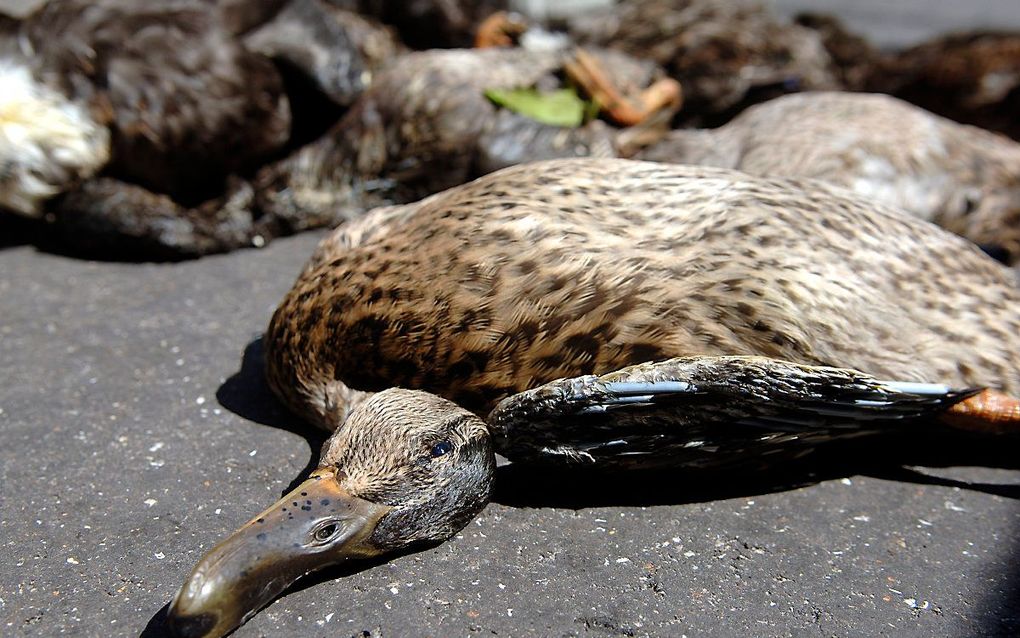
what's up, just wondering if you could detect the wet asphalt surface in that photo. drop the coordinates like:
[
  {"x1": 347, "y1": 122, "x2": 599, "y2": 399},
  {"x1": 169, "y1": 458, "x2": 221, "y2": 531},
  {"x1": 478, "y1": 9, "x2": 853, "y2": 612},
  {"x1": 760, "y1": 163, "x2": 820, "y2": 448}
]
[{"x1": 3, "y1": 2, "x2": 1020, "y2": 637}]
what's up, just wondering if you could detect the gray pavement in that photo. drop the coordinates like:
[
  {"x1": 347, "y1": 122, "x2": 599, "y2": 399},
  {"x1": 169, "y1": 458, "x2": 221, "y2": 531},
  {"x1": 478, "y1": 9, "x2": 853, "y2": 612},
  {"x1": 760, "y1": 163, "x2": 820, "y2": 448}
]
[{"x1": 1, "y1": 231, "x2": 1019, "y2": 638}]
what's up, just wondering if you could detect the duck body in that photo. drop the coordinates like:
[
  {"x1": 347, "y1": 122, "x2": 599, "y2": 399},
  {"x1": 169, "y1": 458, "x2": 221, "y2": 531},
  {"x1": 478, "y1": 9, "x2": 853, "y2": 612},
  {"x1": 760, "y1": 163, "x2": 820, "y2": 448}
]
[
  {"x1": 266, "y1": 158, "x2": 1020, "y2": 431},
  {"x1": 173, "y1": 158, "x2": 1020, "y2": 638},
  {"x1": 253, "y1": 46, "x2": 664, "y2": 228},
  {"x1": 16, "y1": 0, "x2": 291, "y2": 203},
  {"x1": 567, "y1": 0, "x2": 842, "y2": 125},
  {"x1": 637, "y1": 91, "x2": 1020, "y2": 263}
]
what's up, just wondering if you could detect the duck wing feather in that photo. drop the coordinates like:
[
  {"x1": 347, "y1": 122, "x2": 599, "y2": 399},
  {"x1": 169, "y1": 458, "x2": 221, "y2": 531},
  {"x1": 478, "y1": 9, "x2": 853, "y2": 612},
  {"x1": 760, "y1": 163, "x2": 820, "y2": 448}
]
[{"x1": 487, "y1": 355, "x2": 977, "y2": 469}]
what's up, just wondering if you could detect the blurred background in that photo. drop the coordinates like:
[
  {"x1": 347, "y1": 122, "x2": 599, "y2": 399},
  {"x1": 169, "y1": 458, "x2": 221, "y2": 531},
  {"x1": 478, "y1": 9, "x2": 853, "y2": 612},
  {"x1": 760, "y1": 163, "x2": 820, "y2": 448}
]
[{"x1": 3, "y1": 0, "x2": 1020, "y2": 258}]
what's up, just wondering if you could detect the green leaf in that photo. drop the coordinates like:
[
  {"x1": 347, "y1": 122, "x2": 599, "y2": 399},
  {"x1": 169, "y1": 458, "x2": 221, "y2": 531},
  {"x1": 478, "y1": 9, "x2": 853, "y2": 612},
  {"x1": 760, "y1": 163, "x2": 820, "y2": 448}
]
[{"x1": 484, "y1": 87, "x2": 590, "y2": 127}]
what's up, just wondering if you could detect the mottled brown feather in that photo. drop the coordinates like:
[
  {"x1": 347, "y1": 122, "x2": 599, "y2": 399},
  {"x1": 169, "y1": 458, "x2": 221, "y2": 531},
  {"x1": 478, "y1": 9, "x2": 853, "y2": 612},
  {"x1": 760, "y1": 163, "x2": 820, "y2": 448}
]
[
  {"x1": 638, "y1": 92, "x2": 1020, "y2": 263},
  {"x1": 265, "y1": 158, "x2": 1020, "y2": 431}
]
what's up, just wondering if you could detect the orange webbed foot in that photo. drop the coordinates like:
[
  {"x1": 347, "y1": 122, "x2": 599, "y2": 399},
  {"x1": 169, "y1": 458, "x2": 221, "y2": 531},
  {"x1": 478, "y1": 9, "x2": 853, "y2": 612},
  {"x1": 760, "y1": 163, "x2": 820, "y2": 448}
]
[
  {"x1": 940, "y1": 388, "x2": 1020, "y2": 435},
  {"x1": 564, "y1": 48, "x2": 683, "y2": 127},
  {"x1": 475, "y1": 11, "x2": 529, "y2": 48}
]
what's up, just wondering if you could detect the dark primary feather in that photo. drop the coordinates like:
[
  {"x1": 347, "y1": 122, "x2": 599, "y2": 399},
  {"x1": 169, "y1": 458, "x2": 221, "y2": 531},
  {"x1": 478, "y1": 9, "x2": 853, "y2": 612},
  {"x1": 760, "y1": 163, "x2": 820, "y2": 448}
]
[{"x1": 488, "y1": 356, "x2": 979, "y2": 468}]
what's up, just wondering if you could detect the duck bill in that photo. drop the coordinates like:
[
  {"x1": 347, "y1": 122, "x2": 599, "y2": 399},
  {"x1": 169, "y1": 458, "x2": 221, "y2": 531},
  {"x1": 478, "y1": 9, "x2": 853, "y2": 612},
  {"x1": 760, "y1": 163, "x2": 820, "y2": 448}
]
[{"x1": 166, "y1": 467, "x2": 391, "y2": 638}]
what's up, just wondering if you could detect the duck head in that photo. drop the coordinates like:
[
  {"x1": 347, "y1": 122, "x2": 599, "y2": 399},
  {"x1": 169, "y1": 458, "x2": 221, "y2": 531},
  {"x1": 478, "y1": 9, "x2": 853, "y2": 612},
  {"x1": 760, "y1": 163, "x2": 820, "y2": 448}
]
[{"x1": 167, "y1": 389, "x2": 495, "y2": 638}]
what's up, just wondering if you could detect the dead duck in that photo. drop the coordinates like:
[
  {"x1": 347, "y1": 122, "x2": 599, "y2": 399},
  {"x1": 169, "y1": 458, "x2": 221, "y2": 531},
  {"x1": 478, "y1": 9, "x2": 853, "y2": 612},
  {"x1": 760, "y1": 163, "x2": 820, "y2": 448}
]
[
  {"x1": 254, "y1": 45, "x2": 678, "y2": 229},
  {"x1": 637, "y1": 91, "x2": 1020, "y2": 264},
  {"x1": 786, "y1": 15, "x2": 1020, "y2": 142},
  {"x1": 566, "y1": 0, "x2": 842, "y2": 126},
  {"x1": 1, "y1": 0, "x2": 291, "y2": 213},
  {"x1": 169, "y1": 158, "x2": 1020, "y2": 637},
  {"x1": 1, "y1": 0, "x2": 403, "y2": 258},
  {"x1": 0, "y1": 0, "x2": 290, "y2": 258},
  {"x1": 866, "y1": 30, "x2": 1020, "y2": 142}
]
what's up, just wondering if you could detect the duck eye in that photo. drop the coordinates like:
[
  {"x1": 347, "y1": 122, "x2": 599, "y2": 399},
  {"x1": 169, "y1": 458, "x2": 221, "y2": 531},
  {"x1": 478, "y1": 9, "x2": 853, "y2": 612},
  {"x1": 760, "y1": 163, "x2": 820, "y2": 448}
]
[
  {"x1": 312, "y1": 522, "x2": 340, "y2": 543},
  {"x1": 430, "y1": 441, "x2": 453, "y2": 458}
]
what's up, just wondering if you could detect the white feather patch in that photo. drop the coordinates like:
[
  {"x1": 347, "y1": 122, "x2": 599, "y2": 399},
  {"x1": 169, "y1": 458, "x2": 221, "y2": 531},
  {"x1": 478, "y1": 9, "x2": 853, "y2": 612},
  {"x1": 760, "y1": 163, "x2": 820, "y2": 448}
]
[{"x1": 0, "y1": 60, "x2": 110, "y2": 216}]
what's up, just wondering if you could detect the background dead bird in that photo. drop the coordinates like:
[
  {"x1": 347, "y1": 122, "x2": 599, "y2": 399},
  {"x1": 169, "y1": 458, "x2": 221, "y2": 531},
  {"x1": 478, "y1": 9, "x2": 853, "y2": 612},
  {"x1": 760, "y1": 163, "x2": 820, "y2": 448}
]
[
  {"x1": 0, "y1": 0, "x2": 404, "y2": 258},
  {"x1": 566, "y1": 0, "x2": 842, "y2": 126},
  {"x1": 868, "y1": 30, "x2": 1020, "y2": 141},
  {"x1": 253, "y1": 45, "x2": 674, "y2": 227}
]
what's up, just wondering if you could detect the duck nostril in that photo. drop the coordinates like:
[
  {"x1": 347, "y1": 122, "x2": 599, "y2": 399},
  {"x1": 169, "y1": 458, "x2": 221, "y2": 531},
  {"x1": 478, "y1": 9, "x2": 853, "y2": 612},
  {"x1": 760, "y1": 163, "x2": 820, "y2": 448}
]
[{"x1": 166, "y1": 611, "x2": 217, "y2": 638}]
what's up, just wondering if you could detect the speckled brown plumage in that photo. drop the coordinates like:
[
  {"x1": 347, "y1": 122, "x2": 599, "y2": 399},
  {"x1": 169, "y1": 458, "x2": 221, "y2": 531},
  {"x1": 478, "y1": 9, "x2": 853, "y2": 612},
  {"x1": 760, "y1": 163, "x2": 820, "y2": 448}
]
[
  {"x1": 173, "y1": 158, "x2": 1020, "y2": 637},
  {"x1": 638, "y1": 92, "x2": 1020, "y2": 263},
  {"x1": 265, "y1": 158, "x2": 1020, "y2": 431}
]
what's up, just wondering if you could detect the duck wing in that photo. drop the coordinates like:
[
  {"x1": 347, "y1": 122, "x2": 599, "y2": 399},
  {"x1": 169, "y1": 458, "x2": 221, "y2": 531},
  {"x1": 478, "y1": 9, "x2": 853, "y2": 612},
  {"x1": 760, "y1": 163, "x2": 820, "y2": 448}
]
[{"x1": 487, "y1": 356, "x2": 977, "y2": 469}]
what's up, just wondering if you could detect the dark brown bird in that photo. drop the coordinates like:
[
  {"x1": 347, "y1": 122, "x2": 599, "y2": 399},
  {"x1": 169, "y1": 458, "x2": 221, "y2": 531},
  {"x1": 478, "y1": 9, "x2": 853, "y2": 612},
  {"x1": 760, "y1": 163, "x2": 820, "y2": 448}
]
[
  {"x1": 868, "y1": 30, "x2": 1020, "y2": 142},
  {"x1": 0, "y1": 0, "x2": 291, "y2": 260},
  {"x1": 0, "y1": 0, "x2": 404, "y2": 257},
  {"x1": 169, "y1": 158, "x2": 1020, "y2": 637},
  {"x1": 12, "y1": 0, "x2": 291, "y2": 205},
  {"x1": 566, "y1": 0, "x2": 842, "y2": 125}
]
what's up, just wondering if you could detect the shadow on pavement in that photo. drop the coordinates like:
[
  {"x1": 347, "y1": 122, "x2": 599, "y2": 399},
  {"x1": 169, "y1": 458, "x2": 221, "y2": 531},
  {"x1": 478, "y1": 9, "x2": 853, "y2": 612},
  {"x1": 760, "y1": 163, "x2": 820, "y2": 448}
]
[
  {"x1": 216, "y1": 337, "x2": 330, "y2": 491},
  {"x1": 0, "y1": 212, "x2": 39, "y2": 251},
  {"x1": 492, "y1": 430, "x2": 1020, "y2": 510},
  {"x1": 139, "y1": 602, "x2": 172, "y2": 638}
]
